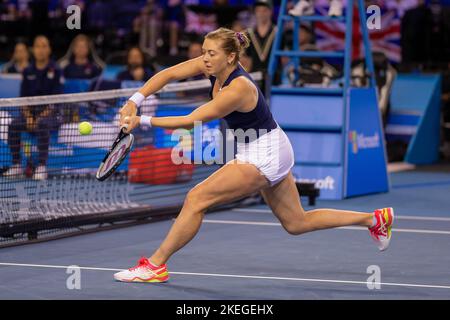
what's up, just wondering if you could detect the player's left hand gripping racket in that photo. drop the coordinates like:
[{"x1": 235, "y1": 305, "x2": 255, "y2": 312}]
[{"x1": 96, "y1": 126, "x2": 134, "y2": 181}]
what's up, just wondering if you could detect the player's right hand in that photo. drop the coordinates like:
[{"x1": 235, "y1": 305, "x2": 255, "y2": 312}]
[
  {"x1": 122, "y1": 116, "x2": 140, "y2": 133},
  {"x1": 119, "y1": 101, "x2": 137, "y2": 127}
]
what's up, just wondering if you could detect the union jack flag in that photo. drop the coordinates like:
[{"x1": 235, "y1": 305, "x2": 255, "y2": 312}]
[{"x1": 314, "y1": 4, "x2": 402, "y2": 63}]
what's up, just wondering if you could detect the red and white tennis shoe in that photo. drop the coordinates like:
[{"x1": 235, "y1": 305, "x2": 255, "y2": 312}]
[
  {"x1": 369, "y1": 207, "x2": 394, "y2": 251},
  {"x1": 114, "y1": 257, "x2": 169, "y2": 283}
]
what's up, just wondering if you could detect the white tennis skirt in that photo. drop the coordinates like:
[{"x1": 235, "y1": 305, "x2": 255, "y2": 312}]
[{"x1": 235, "y1": 125, "x2": 295, "y2": 186}]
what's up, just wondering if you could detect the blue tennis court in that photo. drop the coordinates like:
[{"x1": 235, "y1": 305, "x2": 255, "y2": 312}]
[{"x1": 1, "y1": 167, "x2": 449, "y2": 300}]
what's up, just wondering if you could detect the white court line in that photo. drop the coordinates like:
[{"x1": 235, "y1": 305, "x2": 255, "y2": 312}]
[
  {"x1": 203, "y1": 219, "x2": 450, "y2": 235},
  {"x1": 391, "y1": 215, "x2": 450, "y2": 222},
  {"x1": 0, "y1": 262, "x2": 450, "y2": 290},
  {"x1": 232, "y1": 208, "x2": 450, "y2": 222}
]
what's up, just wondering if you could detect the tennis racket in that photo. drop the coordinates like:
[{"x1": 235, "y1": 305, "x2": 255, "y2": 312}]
[{"x1": 96, "y1": 126, "x2": 134, "y2": 181}]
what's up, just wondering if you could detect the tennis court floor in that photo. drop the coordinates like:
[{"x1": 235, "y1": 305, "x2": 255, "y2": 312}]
[{"x1": 1, "y1": 168, "x2": 449, "y2": 299}]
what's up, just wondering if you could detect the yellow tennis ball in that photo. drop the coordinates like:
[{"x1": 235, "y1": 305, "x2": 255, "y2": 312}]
[{"x1": 79, "y1": 121, "x2": 93, "y2": 135}]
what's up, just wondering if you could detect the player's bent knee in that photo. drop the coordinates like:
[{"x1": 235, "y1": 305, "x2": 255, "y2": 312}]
[
  {"x1": 281, "y1": 221, "x2": 306, "y2": 235},
  {"x1": 282, "y1": 223, "x2": 299, "y2": 235},
  {"x1": 184, "y1": 188, "x2": 209, "y2": 213}
]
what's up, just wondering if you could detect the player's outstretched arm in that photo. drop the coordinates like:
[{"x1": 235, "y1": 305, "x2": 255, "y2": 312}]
[
  {"x1": 123, "y1": 79, "x2": 246, "y2": 132},
  {"x1": 151, "y1": 82, "x2": 243, "y2": 129},
  {"x1": 119, "y1": 57, "x2": 206, "y2": 126}
]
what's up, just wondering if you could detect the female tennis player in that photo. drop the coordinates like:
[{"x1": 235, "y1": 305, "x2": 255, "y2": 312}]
[{"x1": 114, "y1": 28, "x2": 394, "y2": 283}]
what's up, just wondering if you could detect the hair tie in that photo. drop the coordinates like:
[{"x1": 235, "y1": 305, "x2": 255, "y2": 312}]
[{"x1": 235, "y1": 32, "x2": 245, "y2": 45}]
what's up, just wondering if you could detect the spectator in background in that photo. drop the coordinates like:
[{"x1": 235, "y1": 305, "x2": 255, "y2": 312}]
[
  {"x1": 133, "y1": 0, "x2": 164, "y2": 58},
  {"x1": 164, "y1": 0, "x2": 185, "y2": 56},
  {"x1": 187, "y1": 38, "x2": 203, "y2": 60},
  {"x1": 177, "y1": 38, "x2": 206, "y2": 100},
  {"x1": 184, "y1": 38, "x2": 206, "y2": 81},
  {"x1": 285, "y1": 23, "x2": 317, "y2": 52},
  {"x1": 280, "y1": 24, "x2": 315, "y2": 85},
  {"x1": 0, "y1": 0, "x2": 18, "y2": 21},
  {"x1": 231, "y1": 19, "x2": 245, "y2": 33},
  {"x1": 2, "y1": 42, "x2": 30, "y2": 74},
  {"x1": 1, "y1": 0, "x2": 32, "y2": 20},
  {"x1": 59, "y1": 34, "x2": 104, "y2": 79},
  {"x1": 16, "y1": 0, "x2": 32, "y2": 19},
  {"x1": 116, "y1": 47, "x2": 154, "y2": 82},
  {"x1": 246, "y1": 0, "x2": 276, "y2": 74},
  {"x1": 4, "y1": 35, "x2": 63, "y2": 180}
]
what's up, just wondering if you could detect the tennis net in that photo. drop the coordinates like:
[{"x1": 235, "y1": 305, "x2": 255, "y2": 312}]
[{"x1": 0, "y1": 73, "x2": 263, "y2": 247}]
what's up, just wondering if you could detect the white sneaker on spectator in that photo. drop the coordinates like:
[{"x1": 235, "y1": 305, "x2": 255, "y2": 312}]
[
  {"x1": 289, "y1": 0, "x2": 314, "y2": 16},
  {"x1": 32, "y1": 165, "x2": 48, "y2": 180},
  {"x1": 328, "y1": 0, "x2": 343, "y2": 17},
  {"x1": 4, "y1": 164, "x2": 24, "y2": 178}
]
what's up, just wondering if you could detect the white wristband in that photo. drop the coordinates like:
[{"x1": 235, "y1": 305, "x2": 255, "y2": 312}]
[
  {"x1": 140, "y1": 115, "x2": 152, "y2": 127},
  {"x1": 129, "y1": 92, "x2": 145, "y2": 107}
]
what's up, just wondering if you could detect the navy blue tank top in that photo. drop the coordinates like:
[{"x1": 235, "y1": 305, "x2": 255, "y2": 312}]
[{"x1": 209, "y1": 64, "x2": 277, "y2": 136}]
